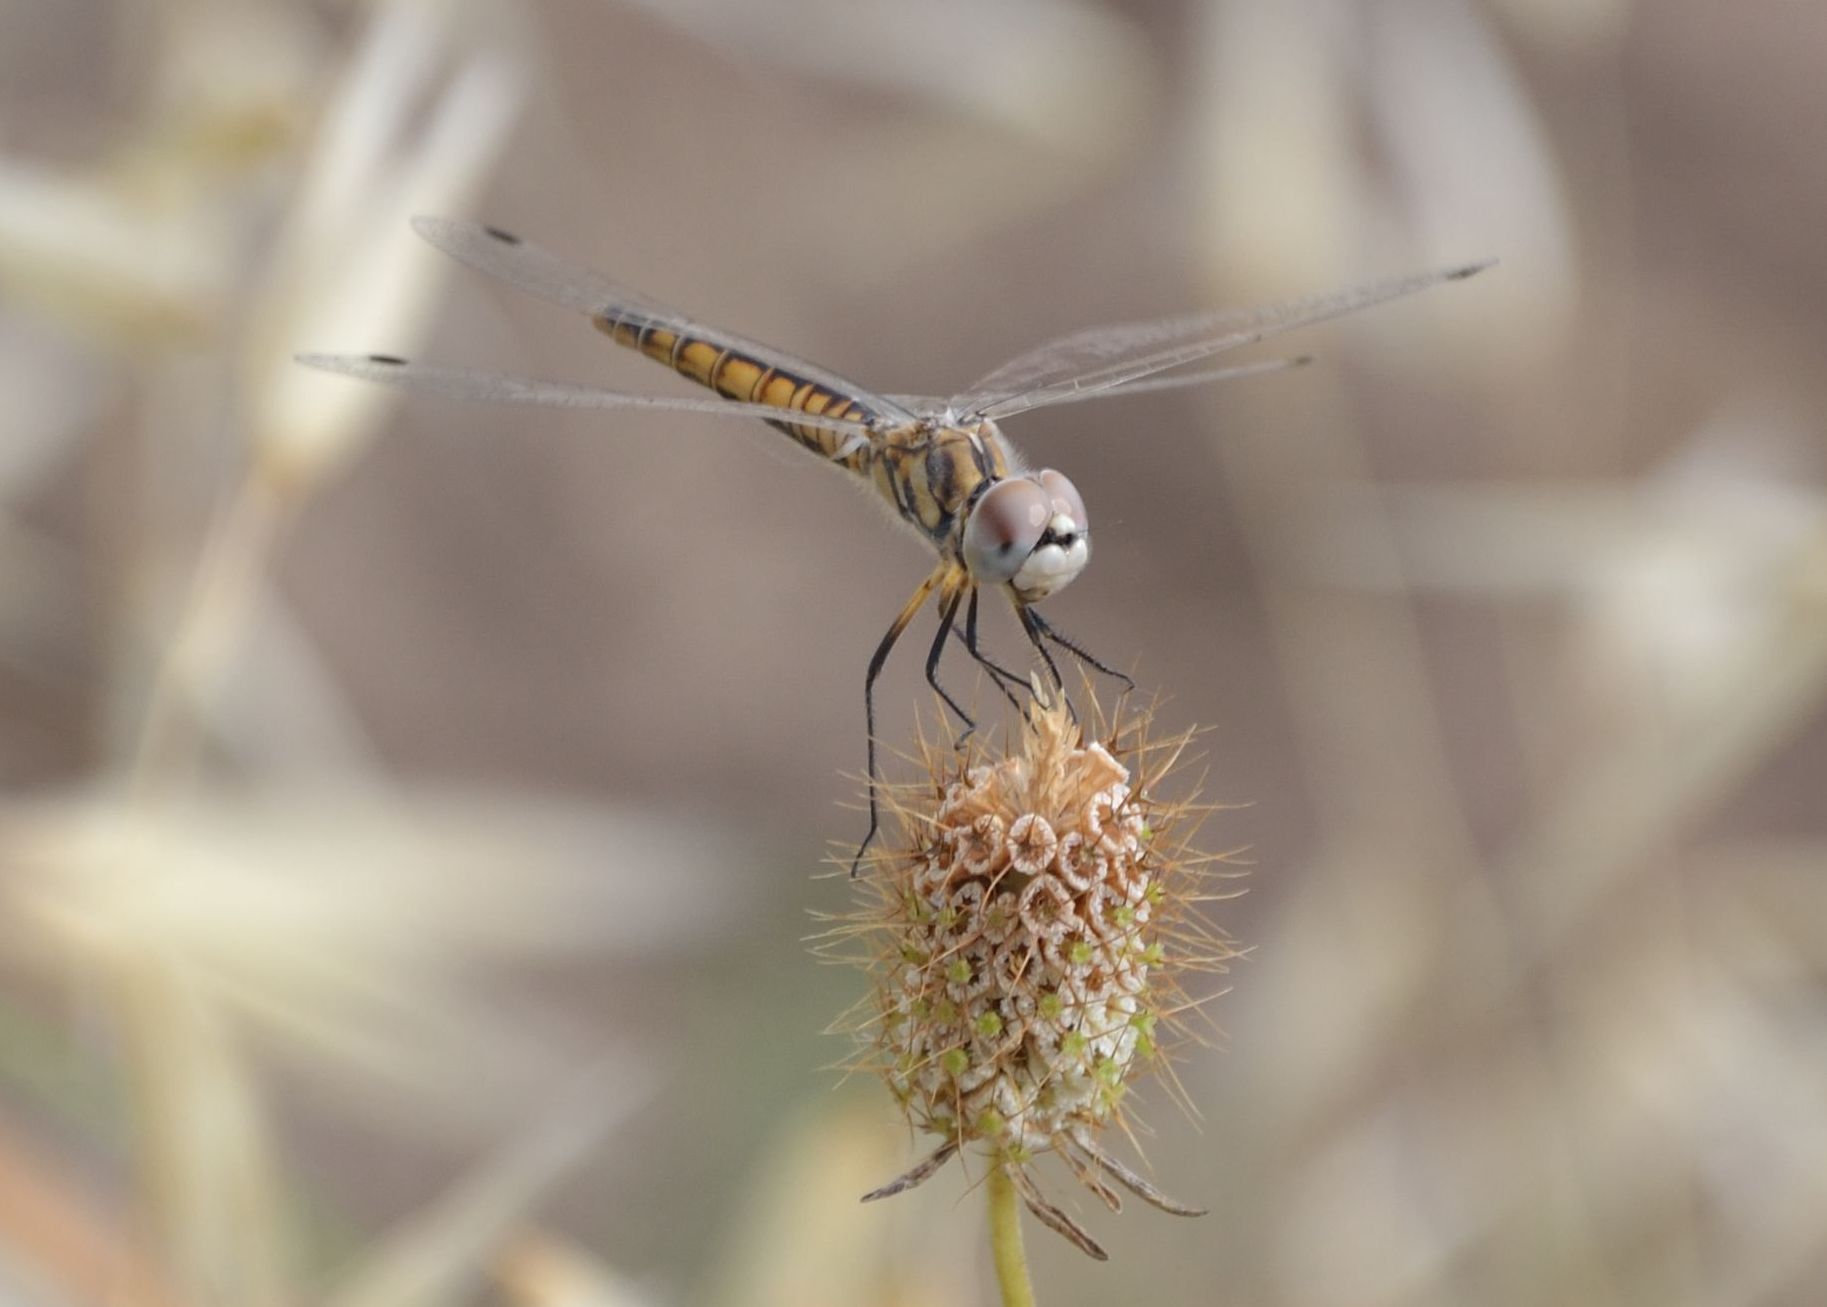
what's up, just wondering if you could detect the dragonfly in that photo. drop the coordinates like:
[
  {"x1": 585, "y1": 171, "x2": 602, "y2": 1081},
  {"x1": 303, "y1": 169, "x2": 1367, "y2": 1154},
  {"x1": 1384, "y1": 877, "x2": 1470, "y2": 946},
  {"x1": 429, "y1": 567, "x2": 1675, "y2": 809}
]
[{"x1": 299, "y1": 217, "x2": 1491, "y2": 872}]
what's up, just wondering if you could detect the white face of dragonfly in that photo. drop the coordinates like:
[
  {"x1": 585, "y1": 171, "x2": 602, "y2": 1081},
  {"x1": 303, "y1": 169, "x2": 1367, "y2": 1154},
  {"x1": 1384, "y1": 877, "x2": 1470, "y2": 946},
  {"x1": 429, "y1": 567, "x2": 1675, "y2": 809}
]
[{"x1": 961, "y1": 469, "x2": 1091, "y2": 602}]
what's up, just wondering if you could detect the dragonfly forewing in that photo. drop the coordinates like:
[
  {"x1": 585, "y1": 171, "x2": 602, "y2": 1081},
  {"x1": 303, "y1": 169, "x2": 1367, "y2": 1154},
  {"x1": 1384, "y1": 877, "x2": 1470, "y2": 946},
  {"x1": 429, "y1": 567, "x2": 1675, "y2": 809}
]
[{"x1": 949, "y1": 258, "x2": 1495, "y2": 421}]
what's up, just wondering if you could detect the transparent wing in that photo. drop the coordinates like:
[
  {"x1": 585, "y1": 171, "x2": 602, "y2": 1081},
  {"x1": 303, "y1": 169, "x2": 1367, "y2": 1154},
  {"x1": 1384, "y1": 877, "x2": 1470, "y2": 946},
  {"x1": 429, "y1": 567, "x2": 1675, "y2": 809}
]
[
  {"x1": 882, "y1": 394, "x2": 954, "y2": 417},
  {"x1": 886, "y1": 358, "x2": 1309, "y2": 418},
  {"x1": 887, "y1": 358, "x2": 1308, "y2": 418},
  {"x1": 1009, "y1": 354, "x2": 1315, "y2": 404},
  {"x1": 296, "y1": 353, "x2": 877, "y2": 445},
  {"x1": 410, "y1": 217, "x2": 918, "y2": 424},
  {"x1": 950, "y1": 259, "x2": 1494, "y2": 421}
]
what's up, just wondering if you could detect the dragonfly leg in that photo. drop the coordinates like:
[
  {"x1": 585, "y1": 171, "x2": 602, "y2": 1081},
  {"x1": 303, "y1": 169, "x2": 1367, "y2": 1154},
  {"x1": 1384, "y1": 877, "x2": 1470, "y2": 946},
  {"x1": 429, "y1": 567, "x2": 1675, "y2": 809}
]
[
  {"x1": 924, "y1": 585, "x2": 976, "y2": 744},
  {"x1": 852, "y1": 567, "x2": 946, "y2": 877},
  {"x1": 954, "y1": 587, "x2": 1025, "y2": 713},
  {"x1": 1016, "y1": 604, "x2": 1070, "y2": 720},
  {"x1": 1027, "y1": 609, "x2": 1135, "y2": 694}
]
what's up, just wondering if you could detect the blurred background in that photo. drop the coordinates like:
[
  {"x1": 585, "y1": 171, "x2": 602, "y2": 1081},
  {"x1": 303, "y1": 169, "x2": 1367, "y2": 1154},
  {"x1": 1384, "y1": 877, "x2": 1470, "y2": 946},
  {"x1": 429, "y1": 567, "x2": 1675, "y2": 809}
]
[{"x1": 3, "y1": 0, "x2": 1826, "y2": 1304}]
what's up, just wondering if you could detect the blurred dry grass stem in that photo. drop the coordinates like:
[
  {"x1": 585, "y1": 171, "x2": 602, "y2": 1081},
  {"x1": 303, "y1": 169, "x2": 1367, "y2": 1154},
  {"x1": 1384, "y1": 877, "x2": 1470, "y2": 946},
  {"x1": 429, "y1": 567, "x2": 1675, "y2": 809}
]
[
  {"x1": 4, "y1": 2, "x2": 1826, "y2": 1305},
  {"x1": 0, "y1": 3, "x2": 688, "y2": 1305}
]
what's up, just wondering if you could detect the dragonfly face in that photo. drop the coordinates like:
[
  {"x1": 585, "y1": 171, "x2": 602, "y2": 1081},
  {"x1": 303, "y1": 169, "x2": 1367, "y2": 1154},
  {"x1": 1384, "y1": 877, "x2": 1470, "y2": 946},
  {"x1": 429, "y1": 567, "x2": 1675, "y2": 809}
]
[
  {"x1": 963, "y1": 468, "x2": 1091, "y2": 603},
  {"x1": 297, "y1": 216, "x2": 1490, "y2": 873}
]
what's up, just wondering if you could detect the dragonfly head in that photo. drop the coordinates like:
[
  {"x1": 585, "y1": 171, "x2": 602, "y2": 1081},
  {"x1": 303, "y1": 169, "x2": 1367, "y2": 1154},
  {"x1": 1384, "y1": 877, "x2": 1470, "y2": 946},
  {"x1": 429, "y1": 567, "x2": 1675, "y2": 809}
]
[{"x1": 962, "y1": 469, "x2": 1090, "y2": 603}]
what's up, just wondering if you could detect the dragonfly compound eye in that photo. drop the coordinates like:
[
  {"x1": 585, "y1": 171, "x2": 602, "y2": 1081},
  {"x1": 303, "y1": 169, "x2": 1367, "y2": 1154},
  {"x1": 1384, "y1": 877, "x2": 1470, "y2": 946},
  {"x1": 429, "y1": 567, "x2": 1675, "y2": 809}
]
[
  {"x1": 963, "y1": 473, "x2": 1091, "y2": 601},
  {"x1": 1036, "y1": 469, "x2": 1088, "y2": 540},
  {"x1": 963, "y1": 478, "x2": 1050, "y2": 586},
  {"x1": 1010, "y1": 469, "x2": 1091, "y2": 601}
]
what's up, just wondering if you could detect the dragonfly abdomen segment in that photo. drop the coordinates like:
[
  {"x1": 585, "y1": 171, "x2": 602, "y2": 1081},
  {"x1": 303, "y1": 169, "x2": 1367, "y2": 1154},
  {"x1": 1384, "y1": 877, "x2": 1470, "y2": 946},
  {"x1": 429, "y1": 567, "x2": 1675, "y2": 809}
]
[{"x1": 595, "y1": 314, "x2": 877, "y2": 472}]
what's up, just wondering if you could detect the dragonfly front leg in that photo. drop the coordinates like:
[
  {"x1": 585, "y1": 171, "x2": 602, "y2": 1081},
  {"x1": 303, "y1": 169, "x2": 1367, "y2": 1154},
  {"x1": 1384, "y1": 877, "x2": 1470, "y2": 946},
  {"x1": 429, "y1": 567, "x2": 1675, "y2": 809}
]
[
  {"x1": 1016, "y1": 603, "x2": 1068, "y2": 699},
  {"x1": 956, "y1": 587, "x2": 1026, "y2": 713},
  {"x1": 923, "y1": 582, "x2": 976, "y2": 745},
  {"x1": 1027, "y1": 608, "x2": 1134, "y2": 694},
  {"x1": 852, "y1": 566, "x2": 946, "y2": 877}
]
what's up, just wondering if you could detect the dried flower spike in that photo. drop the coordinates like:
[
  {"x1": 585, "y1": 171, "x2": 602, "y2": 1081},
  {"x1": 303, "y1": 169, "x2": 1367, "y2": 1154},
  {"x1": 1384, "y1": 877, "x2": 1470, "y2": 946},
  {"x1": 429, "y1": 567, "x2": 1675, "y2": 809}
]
[{"x1": 838, "y1": 688, "x2": 1239, "y2": 1260}]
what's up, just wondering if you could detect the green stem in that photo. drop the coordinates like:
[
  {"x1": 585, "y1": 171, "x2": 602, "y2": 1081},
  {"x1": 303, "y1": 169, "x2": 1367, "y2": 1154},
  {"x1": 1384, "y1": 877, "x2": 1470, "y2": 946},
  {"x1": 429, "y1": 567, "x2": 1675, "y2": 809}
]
[{"x1": 988, "y1": 1161, "x2": 1037, "y2": 1307}]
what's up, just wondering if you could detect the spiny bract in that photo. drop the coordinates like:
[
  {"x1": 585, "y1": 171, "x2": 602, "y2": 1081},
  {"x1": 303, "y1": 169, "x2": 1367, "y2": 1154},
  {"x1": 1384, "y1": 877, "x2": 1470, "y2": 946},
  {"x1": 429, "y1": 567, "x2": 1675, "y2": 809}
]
[{"x1": 832, "y1": 690, "x2": 1240, "y2": 1259}]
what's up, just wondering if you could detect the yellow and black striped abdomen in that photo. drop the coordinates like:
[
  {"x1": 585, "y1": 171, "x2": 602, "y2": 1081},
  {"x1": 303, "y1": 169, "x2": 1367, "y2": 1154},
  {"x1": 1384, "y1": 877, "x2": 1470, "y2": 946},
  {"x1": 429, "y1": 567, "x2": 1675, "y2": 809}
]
[{"x1": 593, "y1": 313, "x2": 879, "y2": 473}]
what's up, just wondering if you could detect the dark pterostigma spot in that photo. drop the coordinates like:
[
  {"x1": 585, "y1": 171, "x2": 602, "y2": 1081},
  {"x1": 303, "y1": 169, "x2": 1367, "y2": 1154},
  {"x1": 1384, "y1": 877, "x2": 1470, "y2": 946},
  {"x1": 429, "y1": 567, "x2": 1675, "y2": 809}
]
[
  {"x1": 483, "y1": 225, "x2": 522, "y2": 245},
  {"x1": 367, "y1": 354, "x2": 408, "y2": 365}
]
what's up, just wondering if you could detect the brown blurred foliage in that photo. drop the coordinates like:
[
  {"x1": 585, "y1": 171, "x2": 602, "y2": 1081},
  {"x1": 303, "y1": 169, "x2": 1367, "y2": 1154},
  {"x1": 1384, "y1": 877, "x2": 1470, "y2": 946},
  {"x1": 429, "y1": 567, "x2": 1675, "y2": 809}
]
[{"x1": 2, "y1": 1, "x2": 1825, "y2": 1305}]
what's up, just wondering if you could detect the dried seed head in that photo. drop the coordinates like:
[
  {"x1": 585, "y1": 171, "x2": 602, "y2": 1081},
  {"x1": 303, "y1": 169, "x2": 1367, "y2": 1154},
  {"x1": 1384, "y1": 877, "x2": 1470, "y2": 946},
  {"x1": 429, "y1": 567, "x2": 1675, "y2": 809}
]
[{"x1": 834, "y1": 689, "x2": 1240, "y2": 1255}]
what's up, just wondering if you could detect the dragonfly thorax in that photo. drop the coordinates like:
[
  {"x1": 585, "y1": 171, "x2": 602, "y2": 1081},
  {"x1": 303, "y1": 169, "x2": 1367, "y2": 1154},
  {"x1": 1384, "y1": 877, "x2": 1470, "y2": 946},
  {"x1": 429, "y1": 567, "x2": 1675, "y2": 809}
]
[{"x1": 961, "y1": 468, "x2": 1090, "y2": 602}]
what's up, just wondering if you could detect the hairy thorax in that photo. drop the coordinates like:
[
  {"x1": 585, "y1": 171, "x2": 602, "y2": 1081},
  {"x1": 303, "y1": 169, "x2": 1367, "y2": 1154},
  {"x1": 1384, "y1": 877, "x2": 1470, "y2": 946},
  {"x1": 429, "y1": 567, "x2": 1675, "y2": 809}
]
[{"x1": 870, "y1": 419, "x2": 1016, "y2": 555}]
